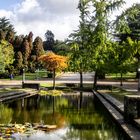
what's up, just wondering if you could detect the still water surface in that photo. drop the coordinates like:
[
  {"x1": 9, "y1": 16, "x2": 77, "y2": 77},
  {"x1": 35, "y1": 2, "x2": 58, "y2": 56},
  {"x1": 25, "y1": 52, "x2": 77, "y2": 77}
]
[{"x1": 0, "y1": 92, "x2": 125, "y2": 139}]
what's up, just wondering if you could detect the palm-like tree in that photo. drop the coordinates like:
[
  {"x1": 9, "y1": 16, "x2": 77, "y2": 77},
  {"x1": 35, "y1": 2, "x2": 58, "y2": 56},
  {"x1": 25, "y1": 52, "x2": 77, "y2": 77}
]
[{"x1": 0, "y1": 17, "x2": 15, "y2": 32}]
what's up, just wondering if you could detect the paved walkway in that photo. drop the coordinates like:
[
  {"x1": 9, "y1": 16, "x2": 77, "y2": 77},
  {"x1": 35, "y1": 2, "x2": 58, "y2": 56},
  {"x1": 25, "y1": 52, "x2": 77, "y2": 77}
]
[{"x1": 0, "y1": 72, "x2": 138, "y2": 92}]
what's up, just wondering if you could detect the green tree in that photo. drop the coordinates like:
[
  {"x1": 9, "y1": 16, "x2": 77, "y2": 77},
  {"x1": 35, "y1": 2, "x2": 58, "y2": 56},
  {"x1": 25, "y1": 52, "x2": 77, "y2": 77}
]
[
  {"x1": 69, "y1": 0, "x2": 124, "y2": 89},
  {"x1": 114, "y1": 3, "x2": 140, "y2": 78},
  {"x1": 106, "y1": 40, "x2": 136, "y2": 85},
  {"x1": 114, "y1": 3, "x2": 140, "y2": 42},
  {"x1": 0, "y1": 40, "x2": 14, "y2": 72},
  {"x1": 69, "y1": 0, "x2": 91, "y2": 89},
  {"x1": 54, "y1": 40, "x2": 70, "y2": 55},
  {"x1": 126, "y1": 37, "x2": 140, "y2": 70},
  {"x1": 89, "y1": 0, "x2": 125, "y2": 88}
]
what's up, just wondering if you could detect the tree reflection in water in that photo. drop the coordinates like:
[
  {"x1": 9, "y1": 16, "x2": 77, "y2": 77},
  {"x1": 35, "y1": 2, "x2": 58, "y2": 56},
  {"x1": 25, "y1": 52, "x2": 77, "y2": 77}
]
[
  {"x1": 0, "y1": 103, "x2": 13, "y2": 124},
  {"x1": 0, "y1": 92, "x2": 125, "y2": 139}
]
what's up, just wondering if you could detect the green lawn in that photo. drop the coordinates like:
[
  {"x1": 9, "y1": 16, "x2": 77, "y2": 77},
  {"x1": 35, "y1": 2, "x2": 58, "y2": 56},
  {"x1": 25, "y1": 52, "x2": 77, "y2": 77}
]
[
  {"x1": 98, "y1": 87, "x2": 136, "y2": 103},
  {"x1": 11, "y1": 72, "x2": 48, "y2": 80},
  {"x1": 106, "y1": 72, "x2": 136, "y2": 80},
  {"x1": 8, "y1": 71, "x2": 62, "y2": 80}
]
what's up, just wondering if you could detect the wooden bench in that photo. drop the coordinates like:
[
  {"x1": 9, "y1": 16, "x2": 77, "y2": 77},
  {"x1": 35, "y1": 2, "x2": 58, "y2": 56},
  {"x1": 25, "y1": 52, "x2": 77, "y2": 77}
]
[{"x1": 22, "y1": 83, "x2": 40, "y2": 90}]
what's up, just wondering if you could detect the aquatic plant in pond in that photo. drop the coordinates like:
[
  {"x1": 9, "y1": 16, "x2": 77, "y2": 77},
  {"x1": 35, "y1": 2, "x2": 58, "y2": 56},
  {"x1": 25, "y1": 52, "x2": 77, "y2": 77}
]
[{"x1": 39, "y1": 90, "x2": 63, "y2": 96}]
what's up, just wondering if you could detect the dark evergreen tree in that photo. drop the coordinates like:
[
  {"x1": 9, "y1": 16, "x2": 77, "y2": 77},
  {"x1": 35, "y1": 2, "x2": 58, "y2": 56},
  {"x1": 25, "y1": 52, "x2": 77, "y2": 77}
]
[
  {"x1": 28, "y1": 32, "x2": 33, "y2": 53},
  {"x1": 0, "y1": 30, "x2": 5, "y2": 40},
  {"x1": 32, "y1": 37, "x2": 44, "y2": 57},
  {"x1": 44, "y1": 30, "x2": 54, "y2": 51},
  {"x1": 29, "y1": 36, "x2": 44, "y2": 71},
  {"x1": 13, "y1": 35, "x2": 24, "y2": 52},
  {"x1": 21, "y1": 37, "x2": 30, "y2": 70},
  {"x1": 6, "y1": 30, "x2": 14, "y2": 44},
  {"x1": 14, "y1": 51, "x2": 23, "y2": 74},
  {"x1": 0, "y1": 17, "x2": 15, "y2": 33}
]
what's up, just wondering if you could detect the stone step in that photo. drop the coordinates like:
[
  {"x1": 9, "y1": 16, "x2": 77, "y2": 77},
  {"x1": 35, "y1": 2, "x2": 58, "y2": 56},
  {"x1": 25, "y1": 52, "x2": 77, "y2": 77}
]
[
  {"x1": 0, "y1": 92, "x2": 30, "y2": 102},
  {"x1": 0, "y1": 89, "x2": 38, "y2": 102},
  {"x1": 0, "y1": 91, "x2": 23, "y2": 98}
]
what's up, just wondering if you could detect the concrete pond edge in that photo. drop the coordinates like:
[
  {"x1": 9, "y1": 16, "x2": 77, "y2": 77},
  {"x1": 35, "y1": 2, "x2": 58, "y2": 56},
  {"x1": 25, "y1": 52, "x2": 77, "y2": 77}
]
[{"x1": 93, "y1": 90, "x2": 140, "y2": 140}]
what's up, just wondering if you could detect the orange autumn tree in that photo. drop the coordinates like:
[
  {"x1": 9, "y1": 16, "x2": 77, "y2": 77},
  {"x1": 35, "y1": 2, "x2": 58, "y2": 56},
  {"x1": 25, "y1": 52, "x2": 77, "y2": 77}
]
[{"x1": 39, "y1": 52, "x2": 68, "y2": 89}]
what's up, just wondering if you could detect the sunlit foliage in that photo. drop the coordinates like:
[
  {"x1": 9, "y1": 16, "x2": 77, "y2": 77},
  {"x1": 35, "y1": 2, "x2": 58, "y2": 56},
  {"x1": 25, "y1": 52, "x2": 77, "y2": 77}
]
[{"x1": 39, "y1": 52, "x2": 68, "y2": 89}]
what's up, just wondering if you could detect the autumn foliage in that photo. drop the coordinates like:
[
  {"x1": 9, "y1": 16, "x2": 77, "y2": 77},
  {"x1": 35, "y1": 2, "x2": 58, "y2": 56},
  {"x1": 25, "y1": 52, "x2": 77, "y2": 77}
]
[
  {"x1": 39, "y1": 52, "x2": 68, "y2": 89},
  {"x1": 39, "y1": 52, "x2": 68, "y2": 71}
]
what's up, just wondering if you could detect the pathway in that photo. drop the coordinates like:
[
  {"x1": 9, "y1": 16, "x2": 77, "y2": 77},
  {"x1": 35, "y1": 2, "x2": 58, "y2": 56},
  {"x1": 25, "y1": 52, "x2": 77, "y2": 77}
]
[{"x1": 0, "y1": 72, "x2": 138, "y2": 92}]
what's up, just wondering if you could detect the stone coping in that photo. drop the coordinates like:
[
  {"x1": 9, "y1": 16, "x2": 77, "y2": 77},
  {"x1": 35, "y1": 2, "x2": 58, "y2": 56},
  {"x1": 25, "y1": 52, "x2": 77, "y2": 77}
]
[
  {"x1": 97, "y1": 91, "x2": 124, "y2": 114},
  {"x1": 96, "y1": 90, "x2": 140, "y2": 135},
  {"x1": 125, "y1": 95, "x2": 140, "y2": 98},
  {"x1": 93, "y1": 90, "x2": 140, "y2": 140},
  {"x1": 0, "y1": 89, "x2": 38, "y2": 102}
]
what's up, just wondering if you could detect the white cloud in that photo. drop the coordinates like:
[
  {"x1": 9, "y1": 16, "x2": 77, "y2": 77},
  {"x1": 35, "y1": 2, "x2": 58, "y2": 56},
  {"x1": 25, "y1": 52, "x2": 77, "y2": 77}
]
[
  {"x1": 17, "y1": 0, "x2": 39, "y2": 14},
  {"x1": 0, "y1": 10, "x2": 13, "y2": 18},
  {"x1": 0, "y1": 0, "x2": 139, "y2": 41},
  {"x1": 0, "y1": 0, "x2": 80, "y2": 41}
]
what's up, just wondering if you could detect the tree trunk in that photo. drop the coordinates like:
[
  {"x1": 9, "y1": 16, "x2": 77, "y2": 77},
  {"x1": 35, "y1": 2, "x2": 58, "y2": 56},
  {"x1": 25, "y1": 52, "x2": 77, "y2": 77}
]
[
  {"x1": 80, "y1": 71, "x2": 83, "y2": 89},
  {"x1": 98, "y1": 72, "x2": 105, "y2": 79},
  {"x1": 136, "y1": 71, "x2": 138, "y2": 79},
  {"x1": 53, "y1": 96, "x2": 55, "y2": 115},
  {"x1": 93, "y1": 71, "x2": 98, "y2": 89},
  {"x1": 53, "y1": 69, "x2": 55, "y2": 90},
  {"x1": 120, "y1": 72, "x2": 123, "y2": 86},
  {"x1": 79, "y1": 92, "x2": 83, "y2": 109}
]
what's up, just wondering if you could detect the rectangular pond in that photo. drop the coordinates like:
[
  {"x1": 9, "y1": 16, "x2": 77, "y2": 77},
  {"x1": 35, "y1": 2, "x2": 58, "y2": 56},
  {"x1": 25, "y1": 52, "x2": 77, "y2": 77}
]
[{"x1": 0, "y1": 92, "x2": 126, "y2": 139}]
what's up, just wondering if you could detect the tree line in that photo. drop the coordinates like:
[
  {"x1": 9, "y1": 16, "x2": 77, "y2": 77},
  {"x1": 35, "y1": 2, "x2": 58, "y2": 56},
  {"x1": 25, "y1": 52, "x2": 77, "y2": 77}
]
[
  {"x1": 0, "y1": 17, "x2": 69, "y2": 78},
  {"x1": 0, "y1": 0, "x2": 140, "y2": 88},
  {"x1": 68, "y1": 0, "x2": 140, "y2": 88}
]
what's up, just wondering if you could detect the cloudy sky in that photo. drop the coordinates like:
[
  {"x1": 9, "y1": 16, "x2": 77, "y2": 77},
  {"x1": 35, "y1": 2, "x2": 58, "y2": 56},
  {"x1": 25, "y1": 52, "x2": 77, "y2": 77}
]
[{"x1": 0, "y1": 0, "x2": 139, "y2": 41}]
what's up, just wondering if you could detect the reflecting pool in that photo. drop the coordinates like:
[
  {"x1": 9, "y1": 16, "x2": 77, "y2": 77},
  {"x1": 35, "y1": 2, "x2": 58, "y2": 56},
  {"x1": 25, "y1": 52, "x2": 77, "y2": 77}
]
[{"x1": 0, "y1": 92, "x2": 125, "y2": 139}]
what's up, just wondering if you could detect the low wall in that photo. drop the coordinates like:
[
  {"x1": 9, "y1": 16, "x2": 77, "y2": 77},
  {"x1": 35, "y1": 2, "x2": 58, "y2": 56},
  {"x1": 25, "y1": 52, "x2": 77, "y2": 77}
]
[
  {"x1": 22, "y1": 83, "x2": 40, "y2": 90},
  {"x1": 124, "y1": 95, "x2": 140, "y2": 122}
]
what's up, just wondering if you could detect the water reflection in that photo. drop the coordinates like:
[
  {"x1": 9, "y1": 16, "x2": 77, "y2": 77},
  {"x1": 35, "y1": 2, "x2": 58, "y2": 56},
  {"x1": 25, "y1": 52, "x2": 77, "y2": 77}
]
[
  {"x1": 0, "y1": 103, "x2": 13, "y2": 123},
  {"x1": 0, "y1": 92, "x2": 125, "y2": 139}
]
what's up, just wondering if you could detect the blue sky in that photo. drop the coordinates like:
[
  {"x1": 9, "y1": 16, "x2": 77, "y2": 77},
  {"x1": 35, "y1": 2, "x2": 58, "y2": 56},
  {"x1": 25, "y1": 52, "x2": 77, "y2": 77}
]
[
  {"x1": 0, "y1": 0, "x2": 22, "y2": 9},
  {"x1": 0, "y1": 0, "x2": 139, "y2": 40}
]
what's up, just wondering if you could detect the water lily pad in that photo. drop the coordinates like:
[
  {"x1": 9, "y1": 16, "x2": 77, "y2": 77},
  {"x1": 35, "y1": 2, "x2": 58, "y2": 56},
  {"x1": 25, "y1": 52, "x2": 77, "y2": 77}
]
[{"x1": 39, "y1": 90, "x2": 63, "y2": 96}]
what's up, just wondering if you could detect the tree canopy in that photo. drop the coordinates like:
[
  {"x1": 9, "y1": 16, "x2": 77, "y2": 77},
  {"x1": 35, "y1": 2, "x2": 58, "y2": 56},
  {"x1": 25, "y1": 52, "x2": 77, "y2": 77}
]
[
  {"x1": 39, "y1": 52, "x2": 68, "y2": 89},
  {"x1": 44, "y1": 30, "x2": 55, "y2": 51},
  {"x1": 114, "y1": 3, "x2": 140, "y2": 42},
  {"x1": 0, "y1": 40, "x2": 14, "y2": 72},
  {"x1": 39, "y1": 52, "x2": 68, "y2": 71}
]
